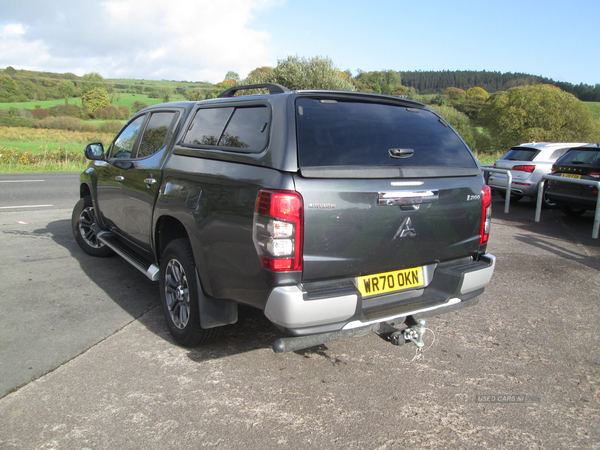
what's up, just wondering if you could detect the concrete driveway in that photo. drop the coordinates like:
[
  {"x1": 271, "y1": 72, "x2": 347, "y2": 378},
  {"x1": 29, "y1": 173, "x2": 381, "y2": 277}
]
[{"x1": 0, "y1": 195, "x2": 598, "y2": 449}]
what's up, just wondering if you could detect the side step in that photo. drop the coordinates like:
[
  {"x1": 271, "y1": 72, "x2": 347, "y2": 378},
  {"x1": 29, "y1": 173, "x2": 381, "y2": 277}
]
[{"x1": 97, "y1": 231, "x2": 160, "y2": 281}]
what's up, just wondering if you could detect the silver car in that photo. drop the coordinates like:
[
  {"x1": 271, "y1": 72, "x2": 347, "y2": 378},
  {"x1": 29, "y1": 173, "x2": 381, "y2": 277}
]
[{"x1": 488, "y1": 142, "x2": 588, "y2": 207}]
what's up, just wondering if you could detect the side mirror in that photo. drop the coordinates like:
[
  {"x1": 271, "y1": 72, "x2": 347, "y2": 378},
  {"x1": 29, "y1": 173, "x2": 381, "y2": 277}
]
[{"x1": 84, "y1": 143, "x2": 105, "y2": 161}]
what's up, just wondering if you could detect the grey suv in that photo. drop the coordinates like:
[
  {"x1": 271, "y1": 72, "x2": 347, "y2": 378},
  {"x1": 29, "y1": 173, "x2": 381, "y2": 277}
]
[{"x1": 488, "y1": 142, "x2": 588, "y2": 206}]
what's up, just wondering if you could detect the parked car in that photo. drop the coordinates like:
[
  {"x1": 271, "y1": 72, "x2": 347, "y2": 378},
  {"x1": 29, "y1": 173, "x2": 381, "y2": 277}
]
[
  {"x1": 488, "y1": 142, "x2": 588, "y2": 207},
  {"x1": 72, "y1": 83, "x2": 495, "y2": 353},
  {"x1": 545, "y1": 144, "x2": 600, "y2": 216}
]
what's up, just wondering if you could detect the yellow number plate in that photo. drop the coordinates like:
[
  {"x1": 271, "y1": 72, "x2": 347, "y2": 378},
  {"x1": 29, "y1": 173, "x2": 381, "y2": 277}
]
[
  {"x1": 561, "y1": 173, "x2": 581, "y2": 179},
  {"x1": 355, "y1": 267, "x2": 424, "y2": 298}
]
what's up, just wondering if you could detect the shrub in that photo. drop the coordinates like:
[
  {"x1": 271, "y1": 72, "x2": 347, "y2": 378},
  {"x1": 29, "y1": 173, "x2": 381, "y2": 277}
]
[
  {"x1": 31, "y1": 108, "x2": 51, "y2": 120},
  {"x1": 36, "y1": 116, "x2": 88, "y2": 131},
  {"x1": 97, "y1": 121, "x2": 124, "y2": 134}
]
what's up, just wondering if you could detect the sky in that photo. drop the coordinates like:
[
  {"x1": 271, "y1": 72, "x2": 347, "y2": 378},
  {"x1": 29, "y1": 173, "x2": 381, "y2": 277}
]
[{"x1": 1, "y1": 0, "x2": 599, "y2": 86}]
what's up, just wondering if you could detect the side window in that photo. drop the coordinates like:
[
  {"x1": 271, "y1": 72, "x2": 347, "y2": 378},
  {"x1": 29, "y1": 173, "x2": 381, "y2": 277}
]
[
  {"x1": 138, "y1": 112, "x2": 176, "y2": 158},
  {"x1": 184, "y1": 108, "x2": 233, "y2": 146},
  {"x1": 550, "y1": 148, "x2": 569, "y2": 160},
  {"x1": 111, "y1": 115, "x2": 145, "y2": 159},
  {"x1": 183, "y1": 106, "x2": 270, "y2": 152}
]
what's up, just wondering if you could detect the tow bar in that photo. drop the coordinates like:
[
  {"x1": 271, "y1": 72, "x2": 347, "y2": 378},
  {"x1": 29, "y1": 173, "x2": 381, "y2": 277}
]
[{"x1": 272, "y1": 316, "x2": 431, "y2": 354}]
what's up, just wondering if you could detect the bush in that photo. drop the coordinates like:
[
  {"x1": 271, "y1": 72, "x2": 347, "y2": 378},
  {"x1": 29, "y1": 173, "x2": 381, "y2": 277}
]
[
  {"x1": 31, "y1": 108, "x2": 50, "y2": 120},
  {"x1": 97, "y1": 121, "x2": 125, "y2": 134},
  {"x1": 35, "y1": 116, "x2": 96, "y2": 132}
]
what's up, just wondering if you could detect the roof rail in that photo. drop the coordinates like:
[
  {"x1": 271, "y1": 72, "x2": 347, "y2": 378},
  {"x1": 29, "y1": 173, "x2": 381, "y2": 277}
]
[{"x1": 217, "y1": 83, "x2": 291, "y2": 98}]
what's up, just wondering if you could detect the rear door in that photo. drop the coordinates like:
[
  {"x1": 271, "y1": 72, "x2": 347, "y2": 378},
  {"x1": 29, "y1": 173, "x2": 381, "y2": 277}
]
[{"x1": 294, "y1": 96, "x2": 483, "y2": 282}]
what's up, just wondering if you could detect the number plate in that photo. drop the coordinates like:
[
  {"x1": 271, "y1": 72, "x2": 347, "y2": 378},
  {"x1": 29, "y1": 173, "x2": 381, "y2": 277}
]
[
  {"x1": 561, "y1": 173, "x2": 581, "y2": 179},
  {"x1": 355, "y1": 267, "x2": 424, "y2": 298}
]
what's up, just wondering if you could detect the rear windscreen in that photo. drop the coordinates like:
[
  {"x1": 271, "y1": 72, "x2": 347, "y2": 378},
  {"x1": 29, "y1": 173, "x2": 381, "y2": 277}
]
[
  {"x1": 557, "y1": 149, "x2": 600, "y2": 167},
  {"x1": 501, "y1": 148, "x2": 539, "y2": 161},
  {"x1": 295, "y1": 98, "x2": 476, "y2": 168}
]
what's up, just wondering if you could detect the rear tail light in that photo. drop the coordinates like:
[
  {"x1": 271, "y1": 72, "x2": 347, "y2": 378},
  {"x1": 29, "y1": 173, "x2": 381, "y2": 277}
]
[
  {"x1": 253, "y1": 189, "x2": 303, "y2": 272},
  {"x1": 589, "y1": 172, "x2": 600, "y2": 179},
  {"x1": 551, "y1": 165, "x2": 557, "y2": 173},
  {"x1": 512, "y1": 165, "x2": 535, "y2": 173},
  {"x1": 479, "y1": 185, "x2": 492, "y2": 246}
]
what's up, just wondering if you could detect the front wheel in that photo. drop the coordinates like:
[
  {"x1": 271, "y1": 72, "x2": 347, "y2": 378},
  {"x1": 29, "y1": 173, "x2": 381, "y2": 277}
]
[
  {"x1": 72, "y1": 196, "x2": 113, "y2": 257},
  {"x1": 159, "y1": 239, "x2": 222, "y2": 347}
]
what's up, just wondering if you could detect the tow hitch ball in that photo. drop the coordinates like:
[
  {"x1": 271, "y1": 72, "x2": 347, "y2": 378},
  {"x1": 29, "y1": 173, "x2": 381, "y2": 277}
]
[{"x1": 390, "y1": 319, "x2": 426, "y2": 348}]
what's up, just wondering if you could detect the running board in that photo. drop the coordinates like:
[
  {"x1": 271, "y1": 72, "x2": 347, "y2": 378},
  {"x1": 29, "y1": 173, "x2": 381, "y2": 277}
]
[{"x1": 97, "y1": 231, "x2": 160, "y2": 281}]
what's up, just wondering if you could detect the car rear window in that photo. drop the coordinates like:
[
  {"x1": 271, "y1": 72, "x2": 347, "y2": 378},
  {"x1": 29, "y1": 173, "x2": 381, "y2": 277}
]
[
  {"x1": 183, "y1": 106, "x2": 270, "y2": 152},
  {"x1": 295, "y1": 98, "x2": 476, "y2": 168},
  {"x1": 501, "y1": 148, "x2": 539, "y2": 161},
  {"x1": 557, "y1": 149, "x2": 600, "y2": 167}
]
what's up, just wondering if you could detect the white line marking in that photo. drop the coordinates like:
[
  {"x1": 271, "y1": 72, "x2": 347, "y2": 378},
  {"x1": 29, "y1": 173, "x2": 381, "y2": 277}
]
[
  {"x1": 0, "y1": 205, "x2": 53, "y2": 209},
  {"x1": 0, "y1": 180, "x2": 45, "y2": 183}
]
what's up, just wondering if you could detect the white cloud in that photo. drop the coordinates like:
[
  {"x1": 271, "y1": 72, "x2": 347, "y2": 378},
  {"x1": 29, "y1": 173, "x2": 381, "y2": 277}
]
[
  {"x1": 0, "y1": 0, "x2": 283, "y2": 82},
  {"x1": 2, "y1": 23, "x2": 26, "y2": 36}
]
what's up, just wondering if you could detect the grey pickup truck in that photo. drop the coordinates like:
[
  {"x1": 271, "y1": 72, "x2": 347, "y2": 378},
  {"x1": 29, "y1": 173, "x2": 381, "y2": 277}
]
[{"x1": 73, "y1": 83, "x2": 495, "y2": 353}]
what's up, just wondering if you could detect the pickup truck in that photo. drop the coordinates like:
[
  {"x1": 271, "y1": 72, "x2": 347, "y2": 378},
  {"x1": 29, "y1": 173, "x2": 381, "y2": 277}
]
[{"x1": 72, "y1": 83, "x2": 495, "y2": 353}]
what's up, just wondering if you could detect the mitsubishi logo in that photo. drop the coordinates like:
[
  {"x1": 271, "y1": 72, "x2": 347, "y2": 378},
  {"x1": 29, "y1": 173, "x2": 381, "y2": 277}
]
[{"x1": 393, "y1": 217, "x2": 416, "y2": 240}]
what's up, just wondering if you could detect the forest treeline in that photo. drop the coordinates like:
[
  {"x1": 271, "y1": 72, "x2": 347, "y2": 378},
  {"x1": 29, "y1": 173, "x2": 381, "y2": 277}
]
[{"x1": 399, "y1": 70, "x2": 600, "y2": 101}]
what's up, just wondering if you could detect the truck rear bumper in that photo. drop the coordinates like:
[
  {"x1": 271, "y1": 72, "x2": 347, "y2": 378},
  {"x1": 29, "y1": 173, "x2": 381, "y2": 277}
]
[{"x1": 264, "y1": 254, "x2": 495, "y2": 334}]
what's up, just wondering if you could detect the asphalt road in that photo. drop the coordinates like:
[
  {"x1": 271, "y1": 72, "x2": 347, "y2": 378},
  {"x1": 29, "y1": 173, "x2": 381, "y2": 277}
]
[{"x1": 0, "y1": 177, "x2": 599, "y2": 449}]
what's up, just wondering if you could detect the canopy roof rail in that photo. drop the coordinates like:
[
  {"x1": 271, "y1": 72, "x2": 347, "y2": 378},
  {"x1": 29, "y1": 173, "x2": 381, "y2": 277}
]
[{"x1": 217, "y1": 83, "x2": 291, "y2": 98}]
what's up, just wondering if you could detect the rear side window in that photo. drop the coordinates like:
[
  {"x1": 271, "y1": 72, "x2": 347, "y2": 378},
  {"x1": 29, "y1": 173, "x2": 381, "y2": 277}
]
[
  {"x1": 295, "y1": 98, "x2": 476, "y2": 168},
  {"x1": 138, "y1": 112, "x2": 177, "y2": 158},
  {"x1": 501, "y1": 148, "x2": 539, "y2": 161},
  {"x1": 183, "y1": 106, "x2": 270, "y2": 152}
]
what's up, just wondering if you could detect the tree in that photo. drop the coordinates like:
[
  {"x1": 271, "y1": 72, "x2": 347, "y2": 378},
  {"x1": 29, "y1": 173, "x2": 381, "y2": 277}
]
[
  {"x1": 478, "y1": 84, "x2": 600, "y2": 150},
  {"x1": 352, "y1": 70, "x2": 402, "y2": 95},
  {"x1": 444, "y1": 87, "x2": 466, "y2": 103},
  {"x1": 224, "y1": 71, "x2": 241, "y2": 84},
  {"x1": 81, "y1": 88, "x2": 111, "y2": 114},
  {"x1": 245, "y1": 56, "x2": 355, "y2": 91},
  {"x1": 57, "y1": 80, "x2": 75, "y2": 104},
  {"x1": 81, "y1": 72, "x2": 105, "y2": 94}
]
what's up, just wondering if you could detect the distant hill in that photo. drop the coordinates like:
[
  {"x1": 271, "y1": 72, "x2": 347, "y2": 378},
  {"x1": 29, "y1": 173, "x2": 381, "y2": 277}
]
[
  {"x1": 399, "y1": 70, "x2": 600, "y2": 101},
  {"x1": 1, "y1": 66, "x2": 599, "y2": 104}
]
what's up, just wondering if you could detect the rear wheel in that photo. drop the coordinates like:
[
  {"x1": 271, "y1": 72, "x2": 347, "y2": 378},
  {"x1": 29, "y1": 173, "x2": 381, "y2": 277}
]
[
  {"x1": 541, "y1": 182, "x2": 557, "y2": 209},
  {"x1": 159, "y1": 239, "x2": 222, "y2": 347},
  {"x1": 72, "y1": 196, "x2": 113, "y2": 257},
  {"x1": 559, "y1": 205, "x2": 586, "y2": 217}
]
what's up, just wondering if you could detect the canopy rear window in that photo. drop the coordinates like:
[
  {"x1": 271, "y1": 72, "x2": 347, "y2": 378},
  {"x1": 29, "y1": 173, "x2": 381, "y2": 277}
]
[{"x1": 295, "y1": 98, "x2": 476, "y2": 168}]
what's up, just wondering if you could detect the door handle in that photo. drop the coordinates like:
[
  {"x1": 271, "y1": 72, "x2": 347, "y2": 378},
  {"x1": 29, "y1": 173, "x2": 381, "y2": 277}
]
[
  {"x1": 115, "y1": 175, "x2": 125, "y2": 182},
  {"x1": 378, "y1": 190, "x2": 439, "y2": 206},
  {"x1": 144, "y1": 178, "x2": 157, "y2": 186}
]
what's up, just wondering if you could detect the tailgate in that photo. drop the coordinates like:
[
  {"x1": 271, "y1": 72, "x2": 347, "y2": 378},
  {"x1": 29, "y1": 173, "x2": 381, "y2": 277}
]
[{"x1": 295, "y1": 175, "x2": 483, "y2": 282}]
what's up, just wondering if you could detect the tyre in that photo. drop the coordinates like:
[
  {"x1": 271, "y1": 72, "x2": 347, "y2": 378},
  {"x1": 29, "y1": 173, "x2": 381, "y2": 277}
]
[
  {"x1": 559, "y1": 205, "x2": 586, "y2": 217},
  {"x1": 498, "y1": 190, "x2": 523, "y2": 202},
  {"x1": 72, "y1": 196, "x2": 114, "y2": 257},
  {"x1": 159, "y1": 239, "x2": 222, "y2": 347},
  {"x1": 541, "y1": 182, "x2": 557, "y2": 209}
]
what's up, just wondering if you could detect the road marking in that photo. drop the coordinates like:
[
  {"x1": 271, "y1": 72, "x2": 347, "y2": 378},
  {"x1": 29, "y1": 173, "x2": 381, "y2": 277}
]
[
  {"x1": 0, "y1": 180, "x2": 45, "y2": 183},
  {"x1": 0, "y1": 205, "x2": 53, "y2": 209}
]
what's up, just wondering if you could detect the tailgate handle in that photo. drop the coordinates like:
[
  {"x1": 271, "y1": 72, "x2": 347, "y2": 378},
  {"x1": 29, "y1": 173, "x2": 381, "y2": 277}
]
[{"x1": 378, "y1": 190, "x2": 439, "y2": 206}]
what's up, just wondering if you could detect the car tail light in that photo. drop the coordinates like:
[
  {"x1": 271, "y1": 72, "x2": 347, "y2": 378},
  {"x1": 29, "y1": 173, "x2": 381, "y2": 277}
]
[
  {"x1": 551, "y1": 165, "x2": 557, "y2": 173},
  {"x1": 253, "y1": 189, "x2": 303, "y2": 272},
  {"x1": 512, "y1": 165, "x2": 535, "y2": 173},
  {"x1": 589, "y1": 172, "x2": 600, "y2": 179},
  {"x1": 479, "y1": 185, "x2": 492, "y2": 246}
]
